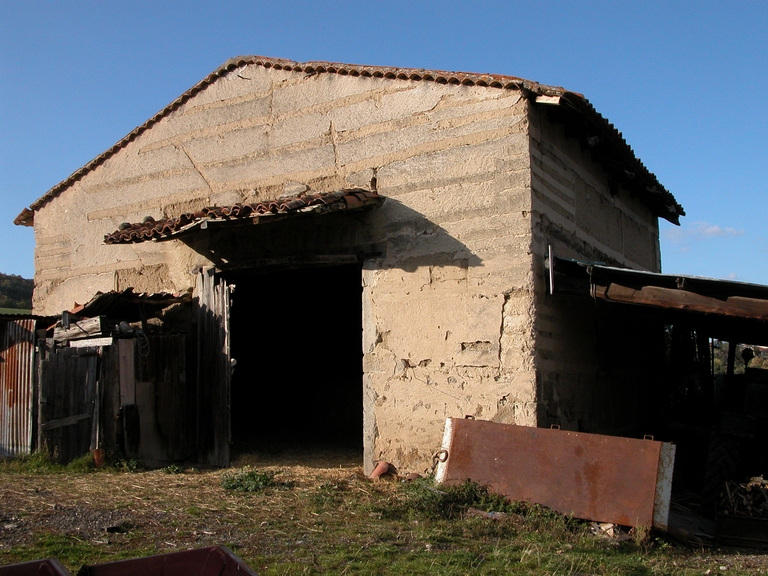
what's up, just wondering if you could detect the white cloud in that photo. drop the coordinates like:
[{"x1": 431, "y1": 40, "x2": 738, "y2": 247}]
[{"x1": 663, "y1": 221, "x2": 744, "y2": 245}]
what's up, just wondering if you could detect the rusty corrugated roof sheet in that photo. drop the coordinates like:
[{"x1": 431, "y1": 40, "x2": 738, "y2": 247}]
[
  {"x1": 14, "y1": 55, "x2": 684, "y2": 227},
  {"x1": 103, "y1": 188, "x2": 382, "y2": 244},
  {"x1": 0, "y1": 318, "x2": 36, "y2": 457},
  {"x1": 550, "y1": 255, "x2": 768, "y2": 345},
  {"x1": 69, "y1": 288, "x2": 192, "y2": 319}
]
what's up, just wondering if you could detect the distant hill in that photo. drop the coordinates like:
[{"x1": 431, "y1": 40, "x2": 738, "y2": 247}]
[{"x1": 0, "y1": 273, "x2": 33, "y2": 310}]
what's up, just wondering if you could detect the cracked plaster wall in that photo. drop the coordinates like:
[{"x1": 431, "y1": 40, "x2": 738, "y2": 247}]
[{"x1": 31, "y1": 64, "x2": 539, "y2": 472}]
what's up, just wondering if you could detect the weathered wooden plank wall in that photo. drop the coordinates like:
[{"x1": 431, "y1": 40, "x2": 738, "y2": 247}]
[
  {"x1": 134, "y1": 335, "x2": 191, "y2": 463},
  {"x1": 35, "y1": 333, "x2": 194, "y2": 466},
  {"x1": 98, "y1": 343, "x2": 121, "y2": 456},
  {"x1": 196, "y1": 269, "x2": 231, "y2": 467},
  {"x1": 39, "y1": 346, "x2": 98, "y2": 463}
]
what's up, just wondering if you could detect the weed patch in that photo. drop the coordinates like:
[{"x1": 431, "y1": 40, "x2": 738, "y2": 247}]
[
  {"x1": 379, "y1": 478, "x2": 519, "y2": 520},
  {"x1": 66, "y1": 453, "x2": 95, "y2": 473},
  {"x1": 0, "y1": 451, "x2": 64, "y2": 473},
  {"x1": 220, "y1": 467, "x2": 285, "y2": 492}
]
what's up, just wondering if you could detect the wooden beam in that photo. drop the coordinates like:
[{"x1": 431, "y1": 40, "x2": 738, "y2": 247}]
[
  {"x1": 69, "y1": 337, "x2": 114, "y2": 348},
  {"x1": 535, "y1": 95, "x2": 561, "y2": 105},
  {"x1": 40, "y1": 413, "x2": 91, "y2": 431},
  {"x1": 594, "y1": 283, "x2": 768, "y2": 321},
  {"x1": 118, "y1": 338, "x2": 136, "y2": 406},
  {"x1": 54, "y1": 316, "x2": 109, "y2": 343}
]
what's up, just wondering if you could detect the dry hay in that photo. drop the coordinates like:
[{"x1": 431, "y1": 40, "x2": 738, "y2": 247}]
[{"x1": 0, "y1": 448, "x2": 374, "y2": 559}]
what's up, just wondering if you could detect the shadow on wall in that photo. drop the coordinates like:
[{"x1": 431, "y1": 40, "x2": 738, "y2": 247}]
[
  {"x1": 181, "y1": 198, "x2": 483, "y2": 460},
  {"x1": 181, "y1": 197, "x2": 483, "y2": 272}
]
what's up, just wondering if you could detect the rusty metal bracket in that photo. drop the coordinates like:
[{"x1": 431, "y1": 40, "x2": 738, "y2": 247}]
[{"x1": 430, "y1": 449, "x2": 449, "y2": 476}]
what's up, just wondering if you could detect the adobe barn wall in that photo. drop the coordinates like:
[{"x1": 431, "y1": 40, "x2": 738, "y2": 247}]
[
  {"x1": 32, "y1": 65, "x2": 539, "y2": 473},
  {"x1": 528, "y1": 106, "x2": 663, "y2": 435}
]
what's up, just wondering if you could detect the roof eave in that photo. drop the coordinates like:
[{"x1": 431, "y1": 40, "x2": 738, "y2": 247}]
[{"x1": 14, "y1": 55, "x2": 684, "y2": 226}]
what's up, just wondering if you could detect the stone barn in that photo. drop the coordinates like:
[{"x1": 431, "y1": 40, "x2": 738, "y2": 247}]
[{"x1": 14, "y1": 56, "x2": 684, "y2": 472}]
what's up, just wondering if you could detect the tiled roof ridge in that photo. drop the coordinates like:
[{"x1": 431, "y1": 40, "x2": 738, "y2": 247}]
[
  {"x1": 103, "y1": 188, "x2": 381, "y2": 244},
  {"x1": 14, "y1": 55, "x2": 681, "y2": 226}
]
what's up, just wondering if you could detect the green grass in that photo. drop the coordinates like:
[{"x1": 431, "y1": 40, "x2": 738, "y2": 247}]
[
  {"x1": 1, "y1": 534, "x2": 159, "y2": 572},
  {"x1": 0, "y1": 463, "x2": 762, "y2": 575},
  {"x1": 0, "y1": 450, "x2": 149, "y2": 476},
  {"x1": 0, "y1": 450, "x2": 68, "y2": 473},
  {"x1": 220, "y1": 466, "x2": 287, "y2": 492},
  {"x1": 0, "y1": 307, "x2": 32, "y2": 315}
]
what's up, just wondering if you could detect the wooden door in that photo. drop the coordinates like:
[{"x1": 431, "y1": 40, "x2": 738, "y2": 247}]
[
  {"x1": 39, "y1": 346, "x2": 99, "y2": 463},
  {"x1": 196, "y1": 268, "x2": 232, "y2": 467}
]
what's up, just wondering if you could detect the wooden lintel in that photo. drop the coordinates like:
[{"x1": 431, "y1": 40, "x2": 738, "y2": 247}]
[
  {"x1": 595, "y1": 283, "x2": 768, "y2": 321},
  {"x1": 40, "y1": 413, "x2": 91, "y2": 431},
  {"x1": 54, "y1": 316, "x2": 109, "y2": 343},
  {"x1": 216, "y1": 252, "x2": 379, "y2": 273},
  {"x1": 69, "y1": 337, "x2": 114, "y2": 348}
]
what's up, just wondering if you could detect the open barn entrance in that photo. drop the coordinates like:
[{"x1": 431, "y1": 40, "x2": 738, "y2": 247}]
[{"x1": 225, "y1": 264, "x2": 363, "y2": 461}]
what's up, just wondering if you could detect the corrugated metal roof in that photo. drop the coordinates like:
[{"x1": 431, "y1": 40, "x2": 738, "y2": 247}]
[
  {"x1": 70, "y1": 288, "x2": 192, "y2": 320},
  {"x1": 14, "y1": 55, "x2": 683, "y2": 227},
  {"x1": 103, "y1": 188, "x2": 383, "y2": 244},
  {"x1": 553, "y1": 256, "x2": 768, "y2": 302},
  {"x1": 0, "y1": 312, "x2": 51, "y2": 321},
  {"x1": 549, "y1": 255, "x2": 768, "y2": 345},
  {"x1": 0, "y1": 318, "x2": 36, "y2": 457}
]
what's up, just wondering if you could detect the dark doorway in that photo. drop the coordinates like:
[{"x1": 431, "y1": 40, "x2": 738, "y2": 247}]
[{"x1": 225, "y1": 264, "x2": 363, "y2": 458}]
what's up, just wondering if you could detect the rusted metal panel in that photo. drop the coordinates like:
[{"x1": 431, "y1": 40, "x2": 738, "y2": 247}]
[
  {"x1": 0, "y1": 318, "x2": 36, "y2": 457},
  {"x1": 0, "y1": 558, "x2": 71, "y2": 576},
  {"x1": 435, "y1": 418, "x2": 675, "y2": 529},
  {"x1": 76, "y1": 545, "x2": 257, "y2": 576}
]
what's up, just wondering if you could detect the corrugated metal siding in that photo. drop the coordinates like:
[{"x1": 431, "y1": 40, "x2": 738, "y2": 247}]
[{"x1": 0, "y1": 319, "x2": 36, "y2": 456}]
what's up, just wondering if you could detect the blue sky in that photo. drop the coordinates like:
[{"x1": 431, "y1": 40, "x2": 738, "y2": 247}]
[{"x1": 1, "y1": 1, "x2": 766, "y2": 283}]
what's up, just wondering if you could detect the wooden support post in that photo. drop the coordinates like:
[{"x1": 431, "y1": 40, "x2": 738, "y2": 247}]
[{"x1": 727, "y1": 340, "x2": 736, "y2": 379}]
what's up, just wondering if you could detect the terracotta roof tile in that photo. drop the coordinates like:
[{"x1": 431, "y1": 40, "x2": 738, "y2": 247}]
[
  {"x1": 14, "y1": 56, "x2": 683, "y2": 226},
  {"x1": 103, "y1": 188, "x2": 382, "y2": 244}
]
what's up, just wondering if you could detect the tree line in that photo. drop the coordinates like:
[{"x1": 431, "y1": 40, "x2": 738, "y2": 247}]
[{"x1": 0, "y1": 272, "x2": 33, "y2": 309}]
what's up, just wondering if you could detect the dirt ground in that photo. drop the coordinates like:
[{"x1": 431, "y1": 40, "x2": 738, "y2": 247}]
[{"x1": 2, "y1": 450, "x2": 768, "y2": 575}]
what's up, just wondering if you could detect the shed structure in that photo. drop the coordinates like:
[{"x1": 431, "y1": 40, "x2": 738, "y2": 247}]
[{"x1": 14, "y1": 56, "x2": 685, "y2": 472}]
